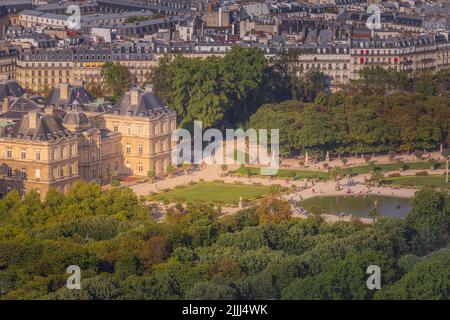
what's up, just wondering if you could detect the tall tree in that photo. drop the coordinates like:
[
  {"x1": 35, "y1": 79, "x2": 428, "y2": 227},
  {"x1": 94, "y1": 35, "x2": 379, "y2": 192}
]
[{"x1": 101, "y1": 62, "x2": 133, "y2": 100}]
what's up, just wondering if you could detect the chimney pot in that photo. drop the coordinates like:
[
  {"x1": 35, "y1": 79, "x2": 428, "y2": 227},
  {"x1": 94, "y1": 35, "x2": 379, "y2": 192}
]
[
  {"x1": 130, "y1": 88, "x2": 140, "y2": 106},
  {"x1": 2, "y1": 97, "x2": 10, "y2": 113},
  {"x1": 28, "y1": 112, "x2": 39, "y2": 130},
  {"x1": 59, "y1": 83, "x2": 71, "y2": 101}
]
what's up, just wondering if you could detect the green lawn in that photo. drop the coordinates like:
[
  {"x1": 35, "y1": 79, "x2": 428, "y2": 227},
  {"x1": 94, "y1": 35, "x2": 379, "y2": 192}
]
[
  {"x1": 150, "y1": 182, "x2": 271, "y2": 205},
  {"x1": 234, "y1": 166, "x2": 331, "y2": 180},
  {"x1": 338, "y1": 161, "x2": 447, "y2": 175},
  {"x1": 234, "y1": 161, "x2": 448, "y2": 181},
  {"x1": 385, "y1": 175, "x2": 449, "y2": 189}
]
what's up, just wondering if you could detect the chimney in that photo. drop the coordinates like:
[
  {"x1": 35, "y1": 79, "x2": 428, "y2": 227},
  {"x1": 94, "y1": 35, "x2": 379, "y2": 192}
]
[
  {"x1": 28, "y1": 112, "x2": 39, "y2": 130},
  {"x1": 130, "y1": 88, "x2": 140, "y2": 106},
  {"x1": 59, "y1": 83, "x2": 71, "y2": 101},
  {"x1": 2, "y1": 97, "x2": 10, "y2": 113}
]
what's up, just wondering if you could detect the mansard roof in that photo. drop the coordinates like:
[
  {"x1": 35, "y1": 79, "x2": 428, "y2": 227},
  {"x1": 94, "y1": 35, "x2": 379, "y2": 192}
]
[
  {"x1": 62, "y1": 111, "x2": 90, "y2": 126},
  {"x1": 11, "y1": 112, "x2": 72, "y2": 141},
  {"x1": 46, "y1": 84, "x2": 95, "y2": 108},
  {"x1": 0, "y1": 81, "x2": 26, "y2": 100},
  {"x1": 110, "y1": 87, "x2": 172, "y2": 117}
]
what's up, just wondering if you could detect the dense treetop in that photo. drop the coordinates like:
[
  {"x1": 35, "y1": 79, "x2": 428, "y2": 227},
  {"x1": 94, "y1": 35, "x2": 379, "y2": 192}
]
[{"x1": 0, "y1": 182, "x2": 448, "y2": 300}]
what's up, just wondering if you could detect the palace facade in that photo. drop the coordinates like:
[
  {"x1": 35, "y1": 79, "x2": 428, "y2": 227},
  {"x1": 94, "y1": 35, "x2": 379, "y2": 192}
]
[{"x1": 0, "y1": 82, "x2": 176, "y2": 198}]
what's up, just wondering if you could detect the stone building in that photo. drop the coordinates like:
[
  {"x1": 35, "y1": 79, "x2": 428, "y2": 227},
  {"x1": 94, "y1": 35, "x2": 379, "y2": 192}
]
[
  {"x1": 103, "y1": 85, "x2": 177, "y2": 177},
  {"x1": 0, "y1": 48, "x2": 18, "y2": 81},
  {"x1": 0, "y1": 84, "x2": 176, "y2": 198},
  {"x1": 15, "y1": 48, "x2": 158, "y2": 94}
]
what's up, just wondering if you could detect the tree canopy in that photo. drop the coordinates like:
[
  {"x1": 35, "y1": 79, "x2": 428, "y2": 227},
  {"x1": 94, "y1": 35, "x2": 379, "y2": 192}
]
[{"x1": 0, "y1": 184, "x2": 448, "y2": 300}]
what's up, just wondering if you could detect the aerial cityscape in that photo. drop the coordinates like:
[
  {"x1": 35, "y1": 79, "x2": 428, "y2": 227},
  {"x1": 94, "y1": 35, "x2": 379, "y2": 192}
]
[{"x1": 0, "y1": 0, "x2": 449, "y2": 303}]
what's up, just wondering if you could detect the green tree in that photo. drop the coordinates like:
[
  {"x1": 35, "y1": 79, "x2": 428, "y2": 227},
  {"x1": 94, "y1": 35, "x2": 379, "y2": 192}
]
[
  {"x1": 101, "y1": 62, "x2": 133, "y2": 100},
  {"x1": 147, "y1": 170, "x2": 156, "y2": 182},
  {"x1": 406, "y1": 188, "x2": 448, "y2": 253},
  {"x1": 368, "y1": 207, "x2": 381, "y2": 222},
  {"x1": 442, "y1": 149, "x2": 450, "y2": 183},
  {"x1": 375, "y1": 249, "x2": 450, "y2": 300},
  {"x1": 166, "y1": 164, "x2": 175, "y2": 177},
  {"x1": 256, "y1": 196, "x2": 291, "y2": 224}
]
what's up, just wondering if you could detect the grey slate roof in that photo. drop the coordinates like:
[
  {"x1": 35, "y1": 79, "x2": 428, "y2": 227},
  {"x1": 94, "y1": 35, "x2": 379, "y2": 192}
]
[
  {"x1": 46, "y1": 85, "x2": 95, "y2": 108},
  {"x1": 12, "y1": 112, "x2": 71, "y2": 141},
  {"x1": 110, "y1": 87, "x2": 169, "y2": 116},
  {"x1": 62, "y1": 111, "x2": 90, "y2": 126},
  {"x1": 8, "y1": 96, "x2": 42, "y2": 113},
  {"x1": 0, "y1": 81, "x2": 26, "y2": 100}
]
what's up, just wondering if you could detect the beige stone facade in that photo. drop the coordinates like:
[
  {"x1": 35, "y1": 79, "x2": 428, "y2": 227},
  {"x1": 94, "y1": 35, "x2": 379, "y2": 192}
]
[
  {"x1": 0, "y1": 113, "x2": 79, "y2": 198},
  {"x1": 0, "y1": 86, "x2": 176, "y2": 198},
  {"x1": 15, "y1": 50, "x2": 158, "y2": 95},
  {"x1": 103, "y1": 87, "x2": 177, "y2": 177}
]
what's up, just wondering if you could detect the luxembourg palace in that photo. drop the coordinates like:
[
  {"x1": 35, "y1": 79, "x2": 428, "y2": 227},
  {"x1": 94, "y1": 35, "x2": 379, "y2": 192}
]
[{"x1": 0, "y1": 81, "x2": 176, "y2": 198}]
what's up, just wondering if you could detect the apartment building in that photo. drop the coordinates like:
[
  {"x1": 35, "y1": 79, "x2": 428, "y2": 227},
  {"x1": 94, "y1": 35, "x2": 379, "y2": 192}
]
[
  {"x1": 0, "y1": 48, "x2": 18, "y2": 81},
  {"x1": 16, "y1": 49, "x2": 158, "y2": 94},
  {"x1": 296, "y1": 44, "x2": 350, "y2": 87},
  {"x1": 350, "y1": 35, "x2": 450, "y2": 80}
]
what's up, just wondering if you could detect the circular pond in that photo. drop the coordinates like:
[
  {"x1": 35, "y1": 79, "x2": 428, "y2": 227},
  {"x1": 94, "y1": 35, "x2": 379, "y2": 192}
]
[{"x1": 299, "y1": 195, "x2": 411, "y2": 218}]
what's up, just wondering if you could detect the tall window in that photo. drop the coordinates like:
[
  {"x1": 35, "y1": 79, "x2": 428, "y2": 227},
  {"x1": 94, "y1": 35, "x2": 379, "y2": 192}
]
[
  {"x1": 35, "y1": 150, "x2": 40, "y2": 160},
  {"x1": 35, "y1": 168, "x2": 41, "y2": 179},
  {"x1": 6, "y1": 147, "x2": 12, "y2": 158},
  {"x1": 21, "y1": 168, "x2": 26, "y2": 179},
  {"x1": 60, "y1": 166, "x2": 64, "y2": 178},
  {"x1": 138, "y1": 162, "x2": 143, "y2": 172},
  {"x1": 138, "y1": 125, "x2": 143, "y2": 136},
  {"x1": 126, "y1": 124, "x2": 131, "y2": 135},
  {"x1": 138, "y1": 144, "x2": 143, "y2": 155},
  {"x1": 7, "y1": 167, "x2": 12, "y2": 178},
  {"x1": 21, "y1": 149, "x2": 26, "y2": 160},
  {"x1": 126, "y1": 143, "x2": 131, "y2": 153}
]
